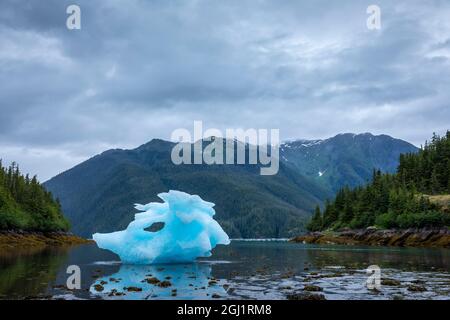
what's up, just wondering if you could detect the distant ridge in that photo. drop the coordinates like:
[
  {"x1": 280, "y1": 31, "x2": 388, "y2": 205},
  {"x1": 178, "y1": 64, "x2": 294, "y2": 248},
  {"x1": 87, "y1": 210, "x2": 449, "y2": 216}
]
[{"x1": 280, "y1": 133, "x2": 418, "y2": 192}]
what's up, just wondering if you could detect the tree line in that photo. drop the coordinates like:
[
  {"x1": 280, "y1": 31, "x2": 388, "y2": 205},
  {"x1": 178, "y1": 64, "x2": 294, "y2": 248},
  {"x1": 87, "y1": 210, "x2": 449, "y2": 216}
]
[
  {"x1": 308, "y1": 131, "x2": 450, "y2": 231},
  {"x1": 0, "y1": 161, "x2": 69, "y2": 231}
]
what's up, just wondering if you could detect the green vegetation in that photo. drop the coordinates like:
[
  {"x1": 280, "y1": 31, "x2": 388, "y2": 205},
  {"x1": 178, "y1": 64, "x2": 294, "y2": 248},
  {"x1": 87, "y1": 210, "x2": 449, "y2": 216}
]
[
  {"x1": 308, "y1": 131, "x2": 450, "y2": 231},
  {"x1": 0, "y1": 161, "x2": 69, "y2": 231},
  {"x1": 398, "y1": 132, "x2": 450, "y2": 194},
  {"x1": 44, "y1": 139, "x2": 330, "y2": 238}
]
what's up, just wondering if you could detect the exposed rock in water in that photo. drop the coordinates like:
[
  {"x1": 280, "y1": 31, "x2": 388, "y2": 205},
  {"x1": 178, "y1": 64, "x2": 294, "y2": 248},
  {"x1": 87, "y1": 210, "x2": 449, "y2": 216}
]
[
  {"x1": 287, "y1": 292, "x2": 326, "y2": 300},
  {"x1": 144, "y1": 277, "x2": 160, "y2": 285},
  {"x1": 303, "y1": 285, "x2": 323, "y2": 292},
  {"x1": 124, "y1": 286, "x2": 142, "y2": 292},
  {"x1": 407, "y1": 285, "x2": 427, "y2": 292},
  {"x1": 381, "y1": 278, "x2": 401, "y2": 286},
  {"x1": 291, "y1": 228, "x2": 450, "y2": 248},
  {"x1": 157, "y1": 281, "x2": 172, "y2": 288},
  {"x1": 93, "y1": 284, "x2": 104, "y2": 292},
  {"x1": 108, "y1": 289, "x2": 125, "y2": 297}
]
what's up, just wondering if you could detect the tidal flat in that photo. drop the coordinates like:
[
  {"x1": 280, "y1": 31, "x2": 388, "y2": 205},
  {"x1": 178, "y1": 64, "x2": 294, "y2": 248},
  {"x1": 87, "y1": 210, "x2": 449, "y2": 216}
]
[{"x1": 0, "y1": 241, "x2": 448, "y2": 300}]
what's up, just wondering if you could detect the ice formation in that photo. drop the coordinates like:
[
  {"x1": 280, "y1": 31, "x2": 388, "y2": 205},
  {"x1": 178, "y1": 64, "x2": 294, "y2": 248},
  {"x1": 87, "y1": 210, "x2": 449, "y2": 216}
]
[{"x1": 92, "y1": 190, "x2": 230, "y2": 264}]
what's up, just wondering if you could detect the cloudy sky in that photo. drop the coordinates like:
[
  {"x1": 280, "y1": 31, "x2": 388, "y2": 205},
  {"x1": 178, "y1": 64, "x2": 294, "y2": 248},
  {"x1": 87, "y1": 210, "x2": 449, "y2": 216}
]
[{"x1": 1, "y1": 0, "x2": 450, "y2": 181}]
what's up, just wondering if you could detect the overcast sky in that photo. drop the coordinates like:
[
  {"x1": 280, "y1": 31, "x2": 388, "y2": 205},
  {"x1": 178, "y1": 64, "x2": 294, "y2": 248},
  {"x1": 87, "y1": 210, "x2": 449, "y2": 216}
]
[{"x1": 1, "y1": 0, "x2": 450, "y2": 181}]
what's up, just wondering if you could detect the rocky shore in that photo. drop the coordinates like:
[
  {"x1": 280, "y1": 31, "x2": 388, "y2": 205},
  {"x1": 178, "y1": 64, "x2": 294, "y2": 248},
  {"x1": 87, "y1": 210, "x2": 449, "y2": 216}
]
[
  {"x1": 0, "y1": 230, "x2": 92, "y2": 251},
  {"x1": 291, "y1": 228, "x2": 450, "y2": 248}
]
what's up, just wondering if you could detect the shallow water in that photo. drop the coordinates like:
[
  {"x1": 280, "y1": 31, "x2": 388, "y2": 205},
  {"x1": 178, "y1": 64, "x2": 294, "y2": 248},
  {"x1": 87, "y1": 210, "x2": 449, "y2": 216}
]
[{"x1": 0, "y1": 241, "x2": 448, "y2": 300}]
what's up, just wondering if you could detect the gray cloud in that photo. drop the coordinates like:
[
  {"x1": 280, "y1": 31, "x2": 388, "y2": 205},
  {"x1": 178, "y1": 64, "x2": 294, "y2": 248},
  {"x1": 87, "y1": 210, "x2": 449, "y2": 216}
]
[{"x1": 0, "y1": 0, "x2": 449, "y2": 181}]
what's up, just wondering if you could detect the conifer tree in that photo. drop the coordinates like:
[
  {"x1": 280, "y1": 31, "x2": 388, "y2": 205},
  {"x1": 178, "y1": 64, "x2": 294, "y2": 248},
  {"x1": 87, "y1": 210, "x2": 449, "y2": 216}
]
[{"x1": 306, "y1": 131, "x2": 450, "y2": 231}]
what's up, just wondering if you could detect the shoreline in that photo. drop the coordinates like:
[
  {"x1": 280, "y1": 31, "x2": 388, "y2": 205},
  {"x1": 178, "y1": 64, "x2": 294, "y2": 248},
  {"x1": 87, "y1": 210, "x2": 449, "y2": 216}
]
[
  {"x1": 0, "y1": 230, "x2": 93, "y2": 251},
  {"x1": 290, "y1": 228, "x2": 450, "y2": 248}
]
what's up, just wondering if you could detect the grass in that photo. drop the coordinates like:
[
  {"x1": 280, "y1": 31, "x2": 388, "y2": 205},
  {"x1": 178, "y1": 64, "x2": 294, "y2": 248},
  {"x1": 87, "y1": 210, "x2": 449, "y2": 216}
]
[{"x1": 424, "y1": 194, "x2": 450, "y2": 211}]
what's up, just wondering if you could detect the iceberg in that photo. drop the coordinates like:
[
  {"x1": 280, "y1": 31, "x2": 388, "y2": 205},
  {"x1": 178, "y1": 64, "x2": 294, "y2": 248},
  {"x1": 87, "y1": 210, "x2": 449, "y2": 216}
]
[{"x1": 93, "y1": 190, "x2": 230, "y2": 264}]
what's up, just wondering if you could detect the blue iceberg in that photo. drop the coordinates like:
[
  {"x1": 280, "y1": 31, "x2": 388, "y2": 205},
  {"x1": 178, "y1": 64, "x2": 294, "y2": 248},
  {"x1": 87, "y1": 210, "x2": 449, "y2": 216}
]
[{"x1": 93, "y1": 190, "x2": 230, "y2": 264}]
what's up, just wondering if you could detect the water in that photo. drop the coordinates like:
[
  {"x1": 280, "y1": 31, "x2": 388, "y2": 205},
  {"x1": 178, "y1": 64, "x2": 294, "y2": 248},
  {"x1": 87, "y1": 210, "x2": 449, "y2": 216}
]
[{"x1": 0, "y1": 241, "x2": 448, "y2": 300}]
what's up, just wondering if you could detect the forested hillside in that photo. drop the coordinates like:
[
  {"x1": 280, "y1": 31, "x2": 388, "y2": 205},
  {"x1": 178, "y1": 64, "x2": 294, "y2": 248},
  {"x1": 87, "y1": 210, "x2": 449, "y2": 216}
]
[
  {"x1": 398, "y1": 132, "x2": 450, "y2": 194},
  {"x1": 308, "y1": 132, "x2": 450, "y2": 231},
  {"x1": 44, "y1": 139, "x2": 329, "y2": 238},
  {"x1": 0, "y1": 161, "x2": 69, "y2": 231}
]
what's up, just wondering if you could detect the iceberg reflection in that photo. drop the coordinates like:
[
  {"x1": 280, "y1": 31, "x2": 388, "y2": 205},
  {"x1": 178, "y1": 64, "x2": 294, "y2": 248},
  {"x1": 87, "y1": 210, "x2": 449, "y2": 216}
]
[{"x1": 90, "y1": 263, "x2": 227, "y2": 300}]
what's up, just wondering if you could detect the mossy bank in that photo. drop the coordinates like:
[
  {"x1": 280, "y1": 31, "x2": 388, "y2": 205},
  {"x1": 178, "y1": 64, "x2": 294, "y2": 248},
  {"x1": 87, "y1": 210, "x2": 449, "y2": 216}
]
[{"x1": 0, "y1": 230, "x2": 92, "y2": 251}]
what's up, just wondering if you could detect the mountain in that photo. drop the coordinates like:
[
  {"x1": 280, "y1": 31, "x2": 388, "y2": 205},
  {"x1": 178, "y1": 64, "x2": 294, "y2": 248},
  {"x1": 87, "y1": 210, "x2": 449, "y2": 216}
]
[
  {"x1": 280, "y1": 133, "x2": 419, "y2": 193},
  {"x1": 43, "y1": 133, "x2": 418, "y2": 238},
  {"x1": 44, "y1": 139, "x2": 330, "y2": 238}
]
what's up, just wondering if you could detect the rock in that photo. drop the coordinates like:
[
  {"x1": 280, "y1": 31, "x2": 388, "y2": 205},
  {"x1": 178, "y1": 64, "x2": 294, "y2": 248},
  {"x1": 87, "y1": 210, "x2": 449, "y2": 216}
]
[
  {"x1": 124, "y1": 286, "x2": 142, "y2": 292},
  {"x1": 108, "y1": 289, "x2": 125, "y2": 297},
  {"x1": 381, "y1": 278, "x2": 401, "y2": 286},
  {"x1": 287, "y1": 292, "x2": 326, "y2": 300},
  {"x1": 93, "y1": 284, "x2": 104, "y2": 292},
  {"x1": 158, "y1": 280, "x2": 172, "y2": 288},
  {"x1": 144, "y1": 277, "x2": 161, "y2": 285},
  {"x1": 212, "y1": 294, "x2": 221, "y2": 299},
  {"x1": 411, "y1": 279, "x2": 426, "y2": 285},
  {"x1": 303, "y1": 285, "x2": 323, "y2": 292},
  {"x1": 208, "y1": 280, "x2": 218, "y2": 286},
  {"x1": 407, "y1": 285, "x2": 427, "y2": 292},
  {"x1": 319, "y1": 272, "x2": 345, "y2": 278},
  {"x1": 290, "y1": 228, "x2": 450, "y2": 248}
]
